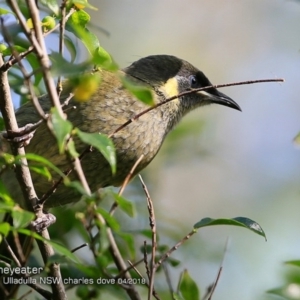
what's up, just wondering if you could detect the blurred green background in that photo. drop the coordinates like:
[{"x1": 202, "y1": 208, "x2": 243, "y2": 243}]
[{"x1": 84, "y1": 0, "x2": 300, "y2": 299}]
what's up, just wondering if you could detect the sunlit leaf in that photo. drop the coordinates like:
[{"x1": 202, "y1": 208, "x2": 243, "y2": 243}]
[
  {"x1": 92, "y1": 47, "x2": 117, "y2": 70},
  {"x1": 0, "y1": 7, "x2": 14, "y2": 16},
  {"x1": 0, "y1": 222, "x2": 11, "y2": 237},
  {"x1": 29, "y1": 165, "x2": 52, "y2": 180}
]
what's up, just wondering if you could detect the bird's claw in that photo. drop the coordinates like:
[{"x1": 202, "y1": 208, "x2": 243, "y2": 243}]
[
  {"x1": 2, "y1": 124, "x2": 36, "y2": 148},
  {"x1": 31, "y1": 213, "x2": 56, "y2": 232}
]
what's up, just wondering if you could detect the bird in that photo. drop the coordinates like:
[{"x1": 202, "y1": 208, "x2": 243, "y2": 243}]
[{"x1": 1, "y1": 55, "x2": 241, "y2": 209}]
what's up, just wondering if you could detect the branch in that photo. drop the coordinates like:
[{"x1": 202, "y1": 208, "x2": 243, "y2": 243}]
[{"x1": 139, "y1": 175, "x2": 157, "y2": 300}]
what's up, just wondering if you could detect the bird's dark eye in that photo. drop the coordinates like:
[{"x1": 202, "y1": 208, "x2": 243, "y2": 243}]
[{"x1": 189, "y1": 75, "x2": 198, "y2": 88}]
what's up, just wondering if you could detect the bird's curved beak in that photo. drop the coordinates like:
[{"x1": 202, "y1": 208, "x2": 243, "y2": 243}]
[
  {"x1": 199, "y1": 90, "x2": 241, "y2": 111},
  {"x1": 211, "y1": 90, "x2": 241, "y2": 111}
]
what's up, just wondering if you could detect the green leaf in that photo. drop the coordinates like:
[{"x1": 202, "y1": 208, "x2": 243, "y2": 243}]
[
  {"x1": 64, "y1": 35, "x2": 78, "y2": 63},
  {"x1": 17, "y1": 228, "x2": 80, "y2": 263},
  {"x1": 167, "y1": 257, "x2": 181, "y2": 267},
  {"x1": 29, "y1": 165, "x2": 52, "y2": 180},
  {"x1": 67, "y1": 140, "x2": 79, "y2": 158},
  {"x1": 50, "y1": 52, "x2": 91, "y2": 77},
  {"x1": 64, "y1": 181, "x2": 89, "y2": 196},
  {"x1": 285, "y1": 260, "x2": 300, "y2": 268},
  {"x1": 193, "y1": 217, "x2": 267, "y2": 240},
  {"x1": 66, "y1": 10, "x2": 100, "y2": 55},
  {"x1": 293, "y1": 132, "x2": 300, "y2": 146},
  {"x1": 0, "y1": 45, "x2": 41, "y2": 84},
  {"x1": 137, "y1": 229, "x2": 153, "y2": 239},
  {"x1": 12, "y1": 208, "x2": 35, "y2": 229},
  {"x1": 26, "y1": 52, "x2": 43, "y2": 85},
  {"x1": 0, "y1": 117, "x2": 4, "y2": 131},
  {"x1": 96, "y1": 208, "x2": 120, "y2": 231},
  {"x1": 51, "y1": 107, "x2": 73, "y2": 154},
  {"x1": 173, "y1": 293, "x2": 185, "y2": 300},
  {"x1": 116, "y1": 232, "x2": 135, "y2": 258},
  {"x1": 111, "y1": 193, "x2": 135, "y2": 217},
  {"x1": 93, "y1": 222, "x2": 109, "y2": 253},
  {"x1": 0, "y1": 202, "x2": 14, "y2": 212},
  {"x1": 178, "y1": 269, "x2": 200, "y2": 300},
  {"x1": 0, "y1": 180, "x2": 14, "y2": 204},
  {"x1": 18, "y1": 153, "x2": 66, "y2": 178},
  {"x1": 266, "y1": 285, "x2": 300, "y2": 299},
  {"x1": 0, "y1": 222, "x2": 11, "y2": 237},
  {"x1": 71, "y1": 0, "x2": 98, "y2": 10},
  {"x1": 92, "y1": 47, "x2": 117, "y2": 70},
  {"x1": 75, "y1": 129, "x2": 116, "y2": 174},
  {"x1": 39, "y1": 0, "x2": 60, "y2": 15},
  {"x1": 0, "y1": 7, "x2": 14, "y2": 16},
  {"x1": 121, "y1": 76, "x2": 154, "y2": 106}
]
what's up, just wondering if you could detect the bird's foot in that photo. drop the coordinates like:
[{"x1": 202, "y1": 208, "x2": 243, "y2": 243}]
[
  {"x1": 31, "y1": 213, "x2": 56, "y2": 232},
  {"x1": 2, "y1": 123, "x2": 37, "y2": 147}
]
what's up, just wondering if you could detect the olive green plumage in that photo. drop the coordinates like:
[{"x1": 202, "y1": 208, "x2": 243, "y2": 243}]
[{"x1": 1, "y1": 55, "x2": 240, "y2": 208}]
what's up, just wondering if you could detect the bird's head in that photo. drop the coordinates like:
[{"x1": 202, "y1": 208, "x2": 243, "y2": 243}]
[{"x1": 124, "y1": 55, "x2": 241, "y2": 115}]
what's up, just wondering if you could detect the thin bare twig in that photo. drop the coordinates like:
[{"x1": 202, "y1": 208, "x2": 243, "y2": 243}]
[
  {"x1": 155, "y1": 229, "x2": 197, "y2": 269},
  {"x1": 207, "y1": 238, "x2": 229, "y2": 300},
  {"x1": 94, "y1": 212, "x2": 141, "y2": 300},
  {"x1": 18, "y1": 289, "x2": 33, "y2": 300},
  {"x1": 37, "y1": 76, "x2": 284, "y2": 207},
  {"x1": 162, "y1": 263, "x2": 174, "y2": 298},
  {"x1": 115, "y1": 258, "x2": 144, "y2": 280},
  {"x1": 127, "y1": 261, "x2": 161, "y2": 300},
  {"x1": 3, "y1": 237, "x2": 21, "y2": 267},
  {"x1": 57, "y1": 0, "x2": 68, "y2": 95},
  {"x1": 143, "y1": 241, "x2": 150, "y2": 281},
  {"x1": 5, "y1": 1, "x2": 68, "y2": 299},
  {"x1": 139, "y1": 175, "x2": 157, "y2": 300},
  {"x1": 1, "y1": 240, "x2": 52, "y2": 299},
  {"x1": 109, "y1": 154, "x2": 145, "y2": 215},
  {"x1": 0, "y1": 8, "x2": 76, "y2": 72},
  {"x1": 108, "y1": 78, "x2": 284, "y2": 138},
  {"x1": 71, "y1": 243, "x2": 88, "y2": 253}
]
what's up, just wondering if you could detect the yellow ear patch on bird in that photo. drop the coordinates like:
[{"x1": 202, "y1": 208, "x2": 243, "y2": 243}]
[{"x1": 162, "y1": 77, "x2": 179, "y2": 98}]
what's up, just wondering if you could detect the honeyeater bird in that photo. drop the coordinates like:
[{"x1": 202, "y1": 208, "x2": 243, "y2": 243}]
[{"x1": 1, "y1": 55, "x2": 241, "y2": 208}]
